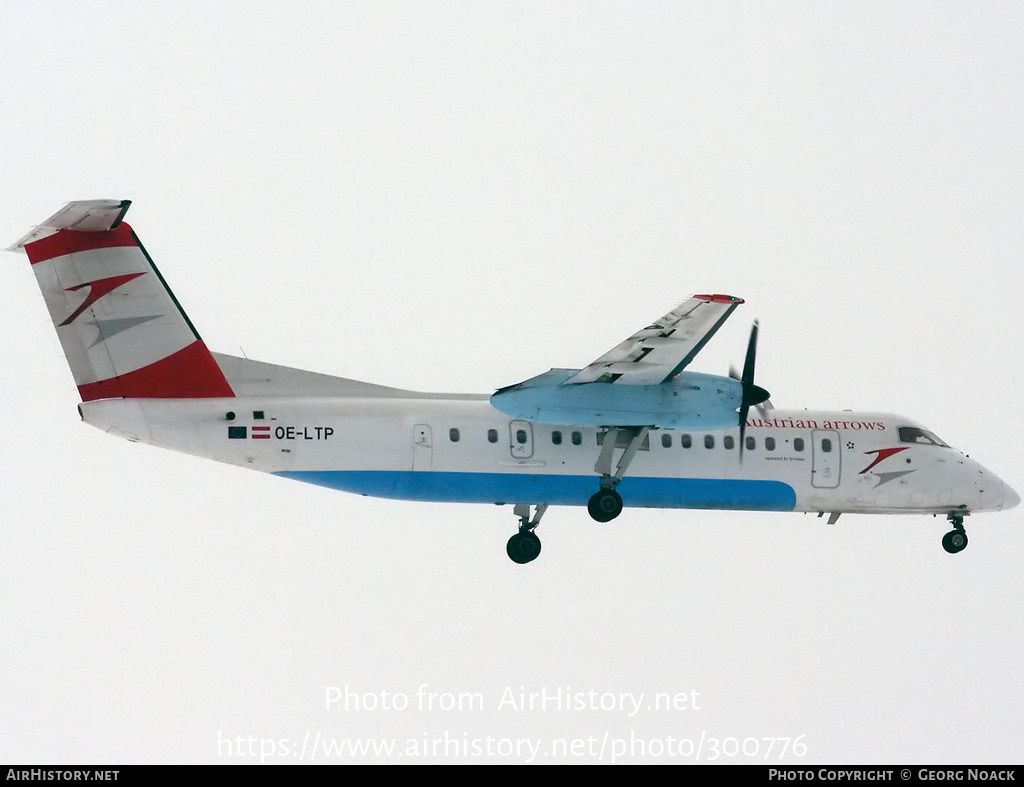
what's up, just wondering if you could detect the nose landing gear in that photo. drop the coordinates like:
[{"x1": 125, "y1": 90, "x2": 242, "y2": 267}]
[{"x1": 941, "y1": 510, "x2": 969, "y2": 554}]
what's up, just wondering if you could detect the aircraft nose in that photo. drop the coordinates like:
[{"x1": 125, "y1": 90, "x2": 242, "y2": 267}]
[{"x1": 1004, "y1": 482, "x2": 1021, "y2": 511}]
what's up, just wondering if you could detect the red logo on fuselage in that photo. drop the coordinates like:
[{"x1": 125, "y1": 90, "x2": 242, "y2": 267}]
[{"x1": 859, "y1": 447, "x2": 909, "y2": 474}]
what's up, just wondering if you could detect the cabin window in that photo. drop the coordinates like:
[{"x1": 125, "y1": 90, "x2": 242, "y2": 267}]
[
  {"x1": 571, "y1": 431, "x2": 582, "y2": 446},
  {"x1": 745, "y1": 436, "x2": 756, "y2": 451},
  {"x1": 552, "y1": 430, "x2": 563, "y2": 445},
  {"x1": 487, "y1": 428, "x2": 498, "y2": 443},
  {"x1": 765, "y1": 436, "x2": 776, "y2": 451},
  {"x1": 794, "y1": 437, "x2": 804, "y2": 452},
  {"x1": 898, "y1": 426, "x2": 948, "y2": 447},
  {"x1": 704, "y1": 435, "x2": 715, "y2": 449},
  {"x1": 449, "y1": 428, "x2": 460, "y2": 443},
  {"x1": 723, "y1": 435, "x2": 735, "y2": 450},
  {"x1": 661, "y1": 433, "x2": 672, "y2": 448},
  {"x1": 516, "y1": 429, "x2": 528, "y2": 445},
  {"x1": 681, "y1": 434, "x2": 692, "y2": 449},
  {"x1": 821, "y1": 438, "x2": 832, "y2": 453}
]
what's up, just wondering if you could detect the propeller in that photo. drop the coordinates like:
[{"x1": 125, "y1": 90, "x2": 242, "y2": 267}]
[{"x1": 729, "y1": 320, "x2": 771, "y2": 461}]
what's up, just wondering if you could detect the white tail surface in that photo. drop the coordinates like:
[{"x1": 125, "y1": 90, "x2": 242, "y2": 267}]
[{"x1": 10, "y1": 200, "x2": 234, "y2": 401}]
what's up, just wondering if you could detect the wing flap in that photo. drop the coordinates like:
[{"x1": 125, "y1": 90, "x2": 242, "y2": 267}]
[{"x1": 563, "y1": 294, "x2": 743, "y2": 386}]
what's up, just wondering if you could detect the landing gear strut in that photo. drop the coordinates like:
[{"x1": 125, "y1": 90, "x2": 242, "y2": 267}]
[
  {"x1": 506, "y1": 503, "x2": 547, "y2": 564},
  {"x1": 588, "y1": 426, "x2": 649, "y2": 523},
  {"x1": 941, "y1": 510, "x2": 969, "y2": 554}
]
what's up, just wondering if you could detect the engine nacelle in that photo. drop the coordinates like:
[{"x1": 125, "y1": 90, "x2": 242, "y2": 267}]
[{"x1": 489, "y1": 368, "x2": 743, "y2": 429}]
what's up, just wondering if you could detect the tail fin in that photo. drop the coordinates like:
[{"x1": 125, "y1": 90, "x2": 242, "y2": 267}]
[{"x1": 9, "y1": 200, "x2": 234, "y2": 401}]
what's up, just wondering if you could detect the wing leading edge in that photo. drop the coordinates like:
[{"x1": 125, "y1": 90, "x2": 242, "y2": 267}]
[{"x1": 563, "y1": 294, "x2": 744, "y2": 386}]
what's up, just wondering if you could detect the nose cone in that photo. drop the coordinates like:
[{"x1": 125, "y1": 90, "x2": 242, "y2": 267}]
[{"x1": 1004, "y1": 482, "x2": 1021, "y2": 511}]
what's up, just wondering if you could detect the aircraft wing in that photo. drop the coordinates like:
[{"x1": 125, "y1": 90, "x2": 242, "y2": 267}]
[{"x1": 563, "y1": 294, "x2": 744, "y2": 386}]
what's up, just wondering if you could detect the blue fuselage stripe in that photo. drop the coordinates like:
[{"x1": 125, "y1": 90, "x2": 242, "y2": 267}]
[{"x1": 272, "y1": 471, "x2": 797, "y2": 511}]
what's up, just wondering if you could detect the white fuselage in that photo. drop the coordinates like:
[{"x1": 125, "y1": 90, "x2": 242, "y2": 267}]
[{"x1": 78, "y1": 393, "x2": 1011, "y2": 518}]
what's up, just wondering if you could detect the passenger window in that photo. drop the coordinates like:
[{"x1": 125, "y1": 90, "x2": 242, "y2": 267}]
[
  {"x1": 571, "y1": 431, "x2": 582, "y2": 446},
  {"x1": 552, "y1": 430, "x2": 562, "y2": 445},
  {"x1": 661, "y1": 433, "x2": 672, "y2": 448},
  {"x1": 516, "y1": 429, "x2": 528, "y2": 445},
  {"x1": 794, "y1": 437, "x2": 804, "y2": 452},
  {"x1": 487, "y1": 428, "x2": 498, "y2": 444},
  {"x1": 681, "y1": 434, "x2": 692, "y2": 449},
  {"x1": 765, "y1": 437, "x2": 776, "y2": 451},
  {"x1": 449, "y1": 428, "x2": 460, "y2": 443},
  {"x1": 704, "y1": 435, "x2": 714, "y2": 449},
  {"x1": 745, "y1": 436, "x2": 756, "y2": 451},
  {"x1": 723, "y1": 435, "x2": 735, "y2": 450},
  {"x1": 822, "y1": 439, "x2": 832, "y2": 453}
]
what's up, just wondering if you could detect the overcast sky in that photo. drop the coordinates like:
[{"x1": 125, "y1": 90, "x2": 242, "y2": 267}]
[{"x1": 1, "y1": 1, "x2": 1022, "y2": 764}]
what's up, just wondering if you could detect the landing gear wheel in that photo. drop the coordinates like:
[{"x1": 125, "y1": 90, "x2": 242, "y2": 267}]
[
  {"x1": 588, "y1": 488, "x2": 623, "y2": 523},
  {"x1": 506, "y1": 531, "x2": 542, "y2": 564},
  {"x1": 941, "y1": 529, "x2": 968, "y2": 554}
]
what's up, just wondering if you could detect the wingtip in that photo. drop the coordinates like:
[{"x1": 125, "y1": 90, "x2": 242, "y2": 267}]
[{"x1": 694, "y1": 293, "x2": 744, "y2": 304}]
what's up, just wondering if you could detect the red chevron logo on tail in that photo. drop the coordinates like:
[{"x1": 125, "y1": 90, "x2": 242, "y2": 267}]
[{"x1": 59, "y1": 272, "x2": 147, "y2": 326}]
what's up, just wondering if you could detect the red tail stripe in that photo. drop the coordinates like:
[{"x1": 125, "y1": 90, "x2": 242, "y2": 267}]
[
  {"x1": 77, "y1": 340, "x2": 235, "y2": 401},
  {"x1": 25, "y1": 223, "x2": 138, "y2": 264}
]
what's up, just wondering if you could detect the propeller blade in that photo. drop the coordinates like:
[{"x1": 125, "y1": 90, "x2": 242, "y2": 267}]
[
  {"x1": 742, "y1": 319, "x2": 759, "y2": 387},
  {"x1": 736, "y1": 319, "x2": 770, "y2": 463}
]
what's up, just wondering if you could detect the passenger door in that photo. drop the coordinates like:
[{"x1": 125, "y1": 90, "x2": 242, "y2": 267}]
[
  {"x1": 811, "y1": 429, "x2": 841, "y2": 488},
  {"x1": 509, "y1": 421, "x2": 534, "y2": 459}
]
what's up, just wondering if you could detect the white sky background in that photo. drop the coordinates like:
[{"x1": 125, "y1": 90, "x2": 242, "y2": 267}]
[{"x1": 1, "y1": 1, "x2": 1022, "y2": 764}]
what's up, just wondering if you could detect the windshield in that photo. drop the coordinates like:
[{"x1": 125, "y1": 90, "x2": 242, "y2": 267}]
[{"x1": 898, "y1": 426, "x2": 948, "y2": 447}]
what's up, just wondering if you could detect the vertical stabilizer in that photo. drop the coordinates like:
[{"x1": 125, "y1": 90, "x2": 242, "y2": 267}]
[{"x1": 9, "y1": 200, "x2": 234, "y2": 401}]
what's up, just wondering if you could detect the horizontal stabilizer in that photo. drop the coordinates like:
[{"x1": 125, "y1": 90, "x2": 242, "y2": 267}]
[{"x1": 8, "y1": 200, "x2": 132, "y2": 252}]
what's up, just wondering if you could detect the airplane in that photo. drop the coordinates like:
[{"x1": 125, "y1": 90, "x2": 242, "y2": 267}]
[{"x1": 8, "y1": 199, "x2": 1019, "y2": 564}]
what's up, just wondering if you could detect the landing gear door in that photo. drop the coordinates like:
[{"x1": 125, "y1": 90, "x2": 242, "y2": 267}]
[
  {"x1": 811, "y1": 429, "x2": 841, "y2": 488},
  {"x1": 413, "y1": 424, "x2": 432, "y2": 471},
  {"x1": 509, "y1": 421, "x2": 534, "y2": 459}
]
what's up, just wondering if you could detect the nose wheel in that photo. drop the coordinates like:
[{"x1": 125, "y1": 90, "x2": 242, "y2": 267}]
[{"x1": 941, "y1": 511, "x2": 969, "y2": 554}]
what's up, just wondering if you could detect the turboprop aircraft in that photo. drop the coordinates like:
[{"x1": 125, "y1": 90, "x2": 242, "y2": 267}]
[{"x1": 9, "y1": 200, "x2": 1019, "y2": 563}]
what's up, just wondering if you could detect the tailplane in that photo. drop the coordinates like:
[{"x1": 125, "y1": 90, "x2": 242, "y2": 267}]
[{"x1": 9, "y1": 200, "x2": 234, "y2": 401}]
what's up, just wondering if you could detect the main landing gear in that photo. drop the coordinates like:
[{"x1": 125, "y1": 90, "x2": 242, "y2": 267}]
[
  {"x1": 587, "y1": 426, "x2": 649, "y2": 523},
  {"x1": 504, "y1": 425, "x2": 656, "y2": 561},
  {"x1": 588, "y1": 488, "x2": 623, "y2": 523},
  {"x1": 506, "y1": 503, "x2": 547, "y2": 564},
  {"x1": 941, "y1": 510, "x2": 969, "y2": 554}
]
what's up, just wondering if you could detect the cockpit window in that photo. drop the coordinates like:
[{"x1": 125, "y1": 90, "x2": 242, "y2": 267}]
[{"x1": 898, "y1": 426, "x2": 948, "y2": 447}]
